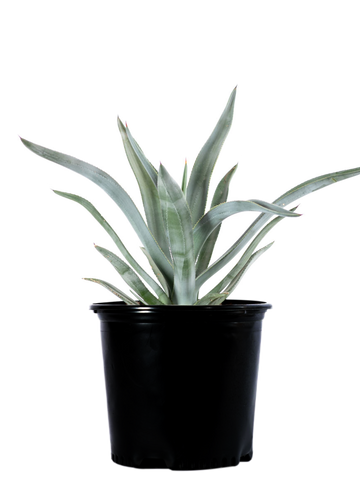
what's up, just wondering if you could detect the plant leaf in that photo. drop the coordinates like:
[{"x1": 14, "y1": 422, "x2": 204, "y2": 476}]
[
  {"x1": 194, "y1": 291, "x2": 230, "y2": 306},
  {"x1": 95, "y1": 245, "x2": 164, "y2": 305},
  {"x1": 115, "y1": 113, "x2": 158, "y2": 187},
  {"x1": 78, "y1": 273, "x2": 138, "y2": 305},
  {"x1": 158, "y1": 163, "x2": 196, "y2": 304},
  {"x1": 117, "y1": 119, "x2": 171, "y2": 260},
  {"x1": 196, "y1": 160, "x2": 241, "y2": 277},
  {"x1": 181, "y1": 159, "x2": 188, "y2": 195},
  {"x1": 139, "y1": 245, "x2": 171, "y2": 298},
  {"x1": 20, "y1": 137, "x2": 174, "y2": 288},
  {"x1": 202, "y1": 232, "x2": 277, "y2": 305},
  {"x1": 53, "y1": 190, "x2": 170, "y2": 304},
  {"x1": 186, "y1": 87, "x2": 237, "y2": 225},
  {"x1": 196, "y1": 166, "x2": 360, "y2": 291},
  {"x1": 193, "y1": 199, "x2": 300, "y2": 260}
]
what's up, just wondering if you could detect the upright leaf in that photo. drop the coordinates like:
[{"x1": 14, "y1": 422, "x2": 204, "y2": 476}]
[
  {"x1": 115, "y1": 114, "x2": 170, "y2": 260},
  {"x1": 196, "y1": 163, "x2": 238, "y2": 276},
  {"x1": 186, "y1": 82, "x2": 239, "y2": 226},
  {"x1": 158, "y1": 164, "x2": 196, "y2": 304}
]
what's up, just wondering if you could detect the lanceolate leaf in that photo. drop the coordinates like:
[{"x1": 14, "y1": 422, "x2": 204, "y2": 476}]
[
  {"x1": 115, "y1": 114, "x2": 158, "y2": 187},
  {"x1": 273, "y1": 167, "x2": 360, "y2": 206},
  {"x1": 20, "y1": 137, "x2": 174, "y2": 288},
  {"x1": 196, "y1": 163, "x2": 238, "y2": 276},
  {"x1": 181, "y1": 159, "x2": 188, "y2": 195},
  {"x1": 186, "y1": 87, "x2": 237, "y2": 225},
  {"x1": 193, "y1": 199, "x2": 300, "y2": 260},
  {"x1": 203, "y1": 218, "x2": 281, "y2": 304},
  {"x1": 94, "y1": 245, "x2": 169, "y2": 305},
  {"x1": 158, "y1": 164, "x2": 196, "y2": 304},
  {"x1": 196, "y1": 166, "x2": 360, "y2": 291},
  {"x1": 53, "y1": 190, "x2": 170, "y2": 304},
  {"x1": 78, "y1": 273, "x2": 139, "y2": 305},
  {"x1": 139, "y1": 245, "x2": 171, "y2": 303},
  {"x1": 199, "y1": 244, "x2": 273, "y2": 304},
  {"x1": 117, "y1": 119, "x2": 171, "y2": 260},
  {"x1": 194, "y1": 291, "x2": 230, "y2": 306}
]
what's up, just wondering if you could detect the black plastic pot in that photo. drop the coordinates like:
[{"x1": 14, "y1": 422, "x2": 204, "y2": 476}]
[{"x1": 90, "y1": 299, "x2": 271, "y2": 470}]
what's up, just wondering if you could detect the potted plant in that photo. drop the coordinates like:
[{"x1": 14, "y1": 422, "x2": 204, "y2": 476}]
[{"x1": 21, "y1": 87, "x2": 360, "y2": 470}]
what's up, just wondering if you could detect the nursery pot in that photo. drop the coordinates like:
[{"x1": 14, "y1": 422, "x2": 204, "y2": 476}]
[{"x1": 90, "y1": 299, "x2": 271, "y2": 470}]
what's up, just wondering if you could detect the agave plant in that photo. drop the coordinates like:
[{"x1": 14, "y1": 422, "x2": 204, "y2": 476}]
[{"x1": 21, "y1": 88, "x2": 360, "y2": 305}]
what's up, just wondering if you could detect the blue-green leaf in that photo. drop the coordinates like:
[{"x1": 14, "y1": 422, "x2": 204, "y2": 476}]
[
  {"x1": 196, "y1": 160, "x2": 240, "y2": 276},
  {"x1": 195, "y1": 166, "x2": 360, "y2": 291},
  {"x1": 193, "y1": 199, "x2": 300, "y2": 260},
  {"x1": 78, "y1": 273, "x2": 139, "y2": 305},
  {"x1": 158, "y1": 163, "x2": 196, "y2": 304},
  {"x1": 186, "y1": 82, "x2": 239, "y2": 226},
  {"x1": 94, "y1": 245, "x2": 166, "y2": 305},
  {"x1": 20, "y1": 136, "x2": 173, "y2": 288},
  {"x1": 115, "y1": 114, "x2": 170, "y2": 261},
  {"x1": 48, "y1": 187, "x2": 170, "y2": 303}
]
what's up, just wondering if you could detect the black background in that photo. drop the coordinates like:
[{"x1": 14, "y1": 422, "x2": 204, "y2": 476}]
[{"x1": 7, "y1": 68, "x2": 359, "y2": 477}]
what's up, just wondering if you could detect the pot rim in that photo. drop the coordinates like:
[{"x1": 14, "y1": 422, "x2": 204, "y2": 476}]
[{"x1": 90, "y1": 299, "x2": 272, "y2": 315}]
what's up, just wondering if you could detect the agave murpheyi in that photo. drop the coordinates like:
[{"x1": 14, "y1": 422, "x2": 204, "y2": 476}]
[{"x1": 21, "y1": 88, "x2": 360, "y2": 305}]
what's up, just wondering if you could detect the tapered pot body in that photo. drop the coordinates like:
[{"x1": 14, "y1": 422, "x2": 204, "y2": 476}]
[{"x1": 90, "y1": 300, "x2": 271, "y2": 470}]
